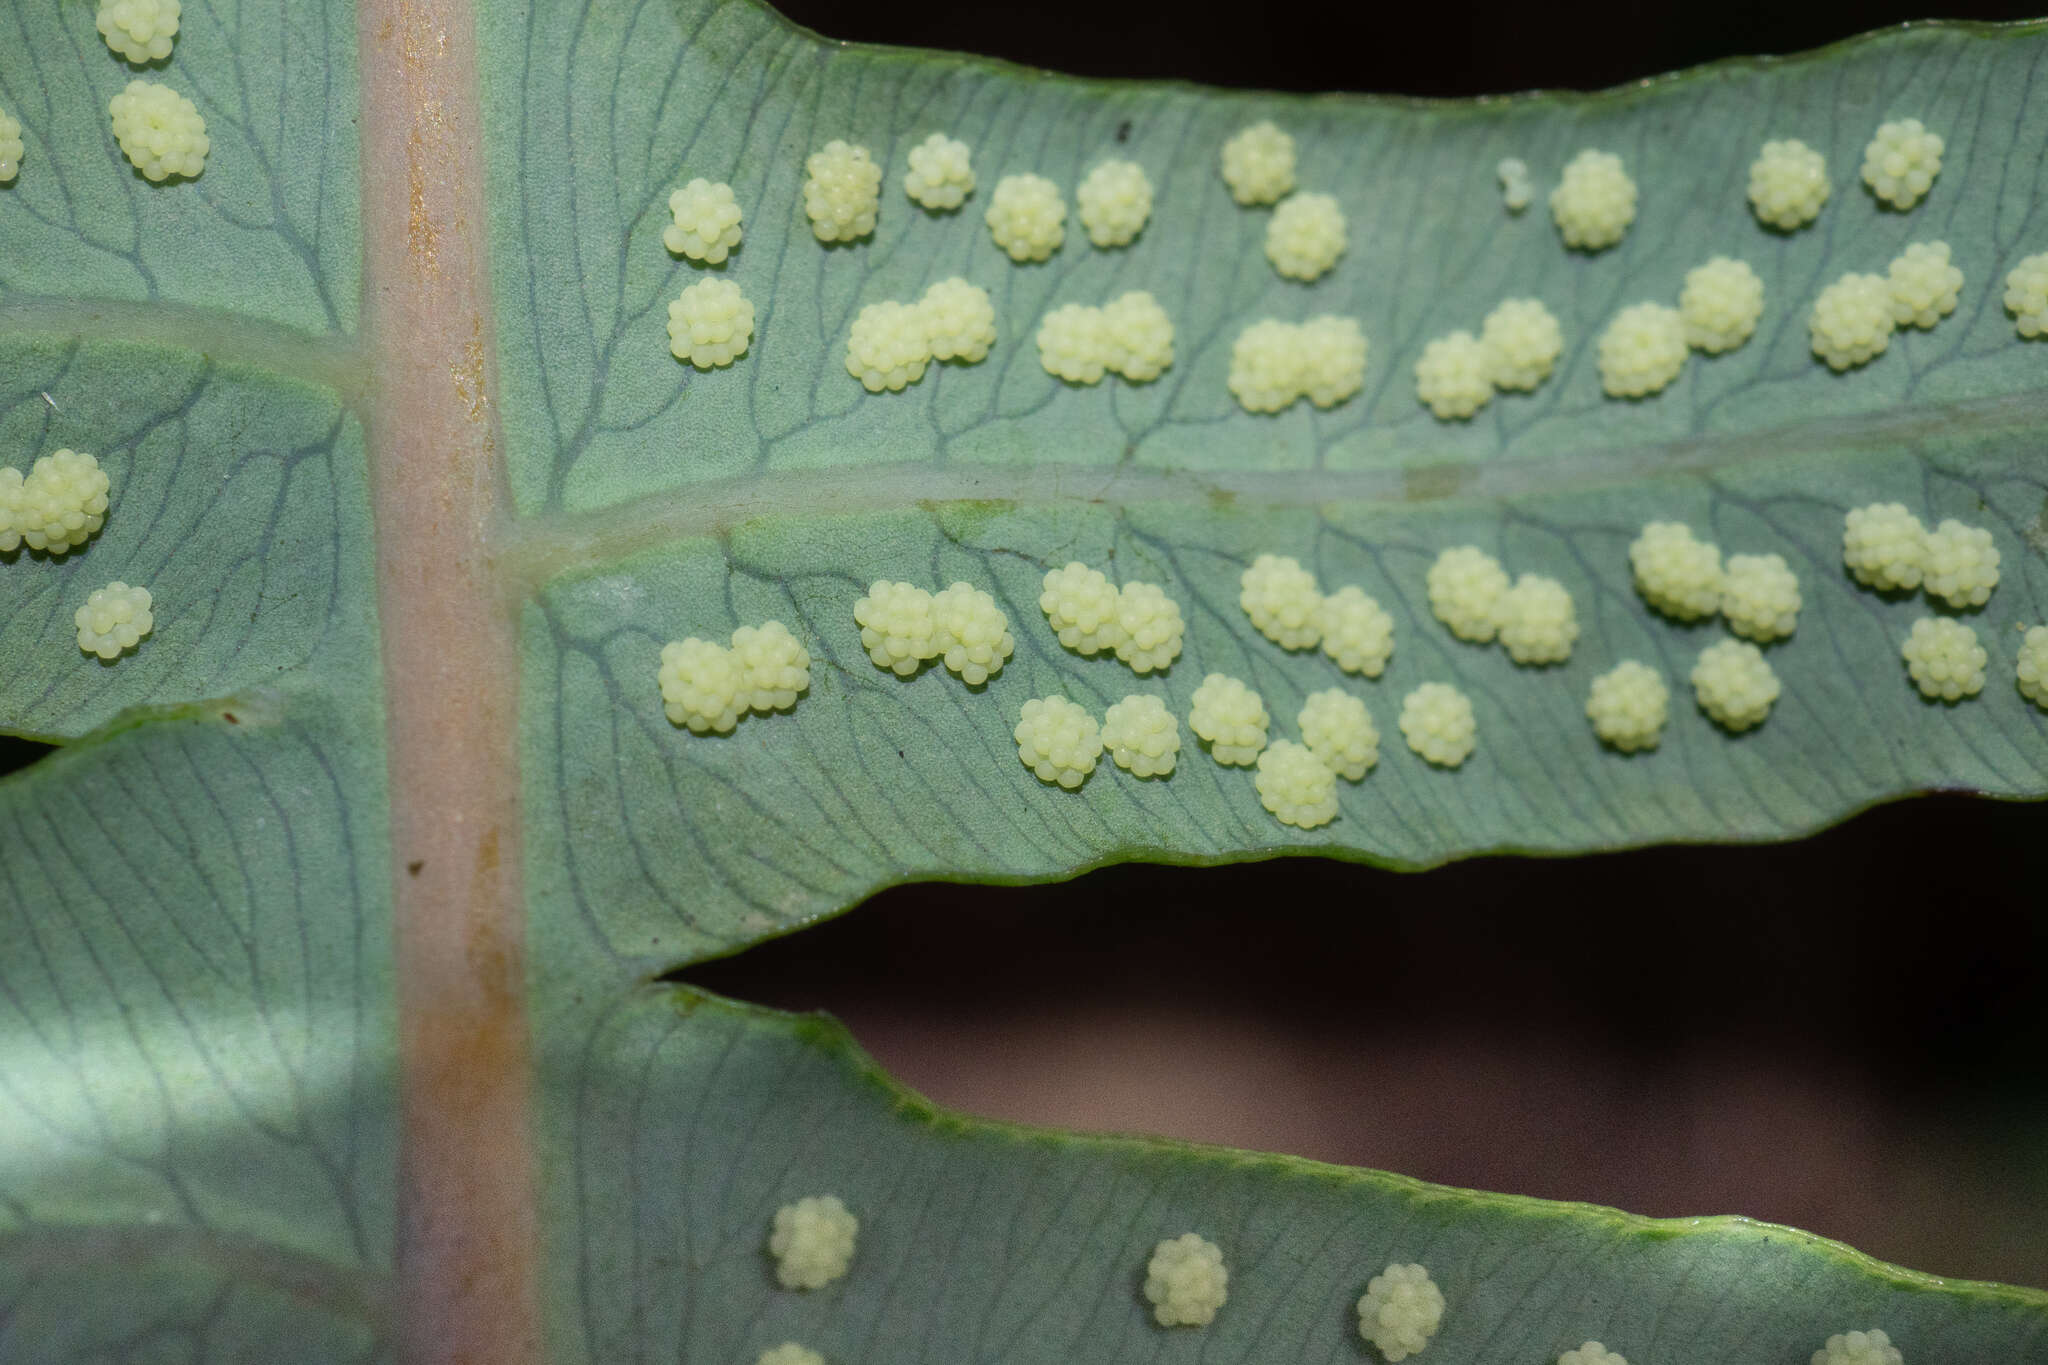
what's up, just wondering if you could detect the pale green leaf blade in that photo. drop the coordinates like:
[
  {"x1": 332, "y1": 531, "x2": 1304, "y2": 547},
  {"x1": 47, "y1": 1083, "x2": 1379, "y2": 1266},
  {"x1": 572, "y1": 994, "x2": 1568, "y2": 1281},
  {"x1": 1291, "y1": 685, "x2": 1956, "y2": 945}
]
[{"x1": 547, "y1": 985, "x2": 2048, "y2": 1365}]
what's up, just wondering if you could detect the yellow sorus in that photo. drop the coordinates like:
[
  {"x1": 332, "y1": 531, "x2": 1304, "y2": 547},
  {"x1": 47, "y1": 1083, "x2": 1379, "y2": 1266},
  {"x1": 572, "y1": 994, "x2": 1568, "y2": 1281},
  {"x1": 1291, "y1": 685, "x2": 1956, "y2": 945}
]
[
  {"x1": 756, "y1": 1346, "x2": 823, "y2": 1365},
  {"x1": 1037, "y1": 303, "x2": 1113, "y2": 384},
  {"x1": 2015, "y1": 625, "x2": 2048, "y2": 708},
  {"x1": 1219, "y1": 120, "x2": 1295, "y2": 206},
  {"x1": 1189, "y1": 673, "x2": 1269, "y2": 766},
  {"x1": 1493, "y1": 572, "x2": 1578, "y2": 666},
  {"x1": 666, "y1": 277, "x2": 754, "y2": 368},
  {"x1": 768, "y1": 1195, "x2": 857, "y2": 1290},
  {"x1": 985, "y1": 172, "x2": 1066, "y2": 262},
  {"x1": 931, "y1": 582, "x2": 1014, "y2": 685},
  {"x1": 1748, "y1": 138, "x2": 1829, "y2": 230},
  {"x1": 1480, "y1": 298, "x2": 1563, "y2": 392},
  {"x1": 1559, "y1": 1345, "x2": 1629, "y2": 1365},
  {"x1": 1598, "y1": 302, "x2": 1688, "y2": 398},
  {"x1": 1298, "y1": 688, "x2": 1378, "y2": 781},
  {"x1": 1319, "y1": 585, "x2": 1394, "y2": 677},
  {"x1": 662, "y1": 179, "x2": 743, "y2": 264},
  {"x1": 918, "y1": 277, "x2": 997, "y2": 364},
  {"x1": 1114, "y1": 580, "x2": 1184, "y2": 674},
  {"x1": 1427, "y1": 546, "x2": 1509, "y2": 644},
  {"x1": 74, "y1": 582, "x2": 154, "y2": 660},
  {"x1": 1415, "y1": 331, "x2": 1494, "y2": 420},
  {"x1": 1922, "y1": 519, "x2": 1999, "y2": 608},
  {"x1": 1550, "y1": 149, "x2": 1636, "y2": 251},
  {"x1": 729, "y1": 621, "x2": 810, "y2": 712},
  {"x1": 1887, "y1": 241, "x2": 1963, "y2": 329},
  {"x1": 1719, "y1": 552, "x2": 1801, "y2": 642},
  {"x1": 1842, "y1": 502, "x2": 1928, "y2": 592},
  {"x1": 4, "y1": 449, "x2": 110, "y2": 555},
  {"x1": 1297, "y1": 315, "x2": 1369, "y2": 407},
  {"x1": 2003, "y1": 251, "x2": 2048, "y2": 338},
  {"x1": 1691, "y1": 638, "x2": 1780, "y2": 732},
  {"x1": 903, "y1": 132, "x2": 974, "y2": 211},
  {"x1": 1497, "y1": 157, "x2": 1533, "y2": 213},
  {"x1": 1227, "y1": 319, "x2": 1305, "y2": 413},
  {"x1": 1240, "y1": 552, "x2": 1324, "y2": 650},
  {"x1": 845, "y1": 300, "x2": 932, "y2": 392},
  {"x1": 1810, "y1": 271, "x2": 1896, "y2": 370},
  {"x1": 1076, "y1": 158, "x2": 1153, "y2": 247},
  {"x1": 802, "y1": 140, "x2": 881, "y2": 242},
  {"x1": 1680, "y1": 257, "x2": 1765, "y2": 354},
  {"x1": 1630, "y1": 521, "x2": 1723, "y2": 621},
  {"x1": 1901, "y1": 617, "x2": 1986, "y2": 702},
  {"x1": 1144, "y1": 1233, "x2": 1228, "y2": 1327},
  {"x1": 1014, "y1": 696, "x2": 1102, "y2": 789},
  {"x1": 1256, "y1": 740, "x2": 1339, "y2": 829},
  {"x1": 1102, "y1": 290, "x2": 1176, "y2": 383},
  {"x1": 1862, "y1": 120, "x2": 1943, "y2": 210},
  {"x1": 1399, "y1": 683, "x2": 1476, "y2": 768},
  {"x1": 1355, "y1": 1262, "x2": 1446, "y2": 1362},
  {"x1": 1585, "y1": 660, "x2": 1669, "y2": 754},
  {"x1": 1040, "y1": 562, "x2": 1126, "y2": 656},
  {"x1": 98, "y1": 0, "x2": 180, "y2": 65},
  {"x1": 1812, "y1": 1328, "x2": 1903, "y2": 1365},
  {"x1": 853, "y1": 580, "x2": 938, "y2": 676},
  {"x1": 1266, "y1": 191, "x2": 1346, "y2": 282},
  {"x1": 1101, "y1": 694, "x2": 1180, "y2": 777},
  {"x1": 0, "y1": 107, "x2": 22, "y2": 182},
  {"x1": 109, "y1": 80, "x2": 208, "y2": 181},
  {"x1": 657, "y1": 637, "x2": 745, "y2": 734}
]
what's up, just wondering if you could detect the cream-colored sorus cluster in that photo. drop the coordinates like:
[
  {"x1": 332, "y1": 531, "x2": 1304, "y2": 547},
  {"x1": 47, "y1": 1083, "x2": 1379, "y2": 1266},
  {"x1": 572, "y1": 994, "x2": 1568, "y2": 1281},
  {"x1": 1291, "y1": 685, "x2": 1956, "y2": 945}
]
[
  {"x1": 1597, "y1": 302, "x2": 1687, "y2": 399},
  {"x1": 1861, "y1": 119, "x2": 1943, "y2": 210},
  {"x1": 1424, "y1": 546, "x2": 1578, "y2": 665},
  {"x1": 844, "y1": 279, "x2": 999, "y2": 392},
  {"x1": 755, "y1": 1345, "x2": 821, "y2": 1365},
  {"x1": 1219, "y1": 120, "x2": 1296, "y2": 205},
  {"x1": 98, "y1": 0, "x2": 180, "y2": 63},
  {"x1": 1748, "y1": 138, "x2": 1829, "y2": 230},
  {"x1": 1188, "y1": 673, "x2": 1268, "y2": 766},
  {"x1": 0, "y1": 107, "x2": 20, "y2": 182},
  {"x1": 1399, "y1": 681, "x2": 1477, "y2": 768},
  {"x1": 986, "y1": 172, "x2": 1066, "y2": 261},
  {"x1": 1144, "y1": 1233, "x2": 1228, "y2": 1327},
  {"x1": 1356, "y1": 1262, "x2": 1445, "y2": 1362},
  {"x1": 1585, "y1": 660, "x2": 1670, "y2": 753},
  {"x1": 1841, "y1": 503, "x2": 2000, "y2": 609},
  {"x1": 1900, "y1": 617, "x2": 1986, "y2": 702},
  {"x1": 1680, "y1": 257, "x2": 1766, "y2": 355},
  {"x1": 903, "y1": 132, "x2": 974, "y2": 211},
  {"x1": 1691, "y1": 638, "x2": 1781, "y2": 732},
  {"x1": 803, "y1": 140, "x2": 882, "y2": 242},
  {"x1": 855, "y1": 579, "x2": 1014, "y2": 684},
  {"x1": 657, "y1": 620, "x2": 810, "y2": 734},
  {"x1": 662, "y1": 178, "x2": 743, "y2": 264},
  {"x1": 1036, "y1": 291, "x2": 1174, "y2": 385},
  {"x1": 666, "y1": 277, "x2": 755, "y2": 369},
  {"x1": 1629, "y1": 522, "x2": 1802, "y2": 643},
  {"x1": 1810, "y1": 241, "x2": 1963, "y2": 371},
  {"x1": 768, "y1": 1194, "x2": 857, "y2": 1290},
  {"x1": 1015, "y1": 695, "x2": 1103, "y2": 788},
  {"x1": 1255, "y1": 741, "x2": 1339, "y2": 828},
  {"x1": 1416, "y1": 296, "x2": 1565, "y2": 421},
  {"x1": 1559, "y1": 1344, "x2": 1629, "y2": 1365},
  {"x1": 2016, "y1": 626, "x2": 2048, "y2": 709},
  {"x1": 1550, "y1": 149, "x2": 1637, "y2": 251},
  {"x1": 1239, "y1": 555, "x2": 1397, "y2": 677},
  {"x1": 1496, "y1": 157, "x2": 1533, "y2": 213},
  {"x1": 1039, "y1": 561, "x2": 1186, "y2": 673},
  {"x1": 109, "y1": 80, "x2": 208, "y2": 181},
  {"x1": 1227, "y1": 316, "x2": 1368, "y2": 414},
  {"x1": 0, "y1": 449, "x2": 111, "y2": 555},
  {"x1": 1101, "y1": 694, "x2": 1180, "y2": 777},
  {"x1": 1813, "y1": 1327, "x2": 1904, "y2": 1365},
  {"x1": 2005, "y1": 252, "x2": 2048, "y2": 337},
  {"x1": 75, "y1": 581, "x2": 154, "y2": 659},
  {"x1": 1075, "y1": 158, "x2": 1154, "y2": 247},
  {"x1": 1266, "y1": 191, "x2": 1347, "y2": 282}
]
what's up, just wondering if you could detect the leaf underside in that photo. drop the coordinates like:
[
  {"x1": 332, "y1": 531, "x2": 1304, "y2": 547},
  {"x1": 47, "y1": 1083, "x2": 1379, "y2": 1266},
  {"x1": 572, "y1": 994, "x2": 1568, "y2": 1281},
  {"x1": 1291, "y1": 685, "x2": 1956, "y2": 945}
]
[{"x1": 1, "y1": 2, "x2": 2045, "y2": 1362}]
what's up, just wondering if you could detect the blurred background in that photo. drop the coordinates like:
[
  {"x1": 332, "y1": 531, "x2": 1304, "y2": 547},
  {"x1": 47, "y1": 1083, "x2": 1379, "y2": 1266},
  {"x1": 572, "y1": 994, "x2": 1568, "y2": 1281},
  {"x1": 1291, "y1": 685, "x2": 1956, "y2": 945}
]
[{"x1": 698, "y1": 0, "x2": 2048, "y2": 1290}]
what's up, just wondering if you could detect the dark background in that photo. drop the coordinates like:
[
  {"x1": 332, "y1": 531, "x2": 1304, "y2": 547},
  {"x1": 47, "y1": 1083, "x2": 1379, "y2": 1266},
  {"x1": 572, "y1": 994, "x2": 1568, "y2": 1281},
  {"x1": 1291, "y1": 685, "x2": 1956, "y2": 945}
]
[
  {"x1": 6, "y1": 0, "x2": 2044, "y2": 1293},
  {"x1": 702, "y1": 0, "x2": 2048, "y2": 1289}
]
